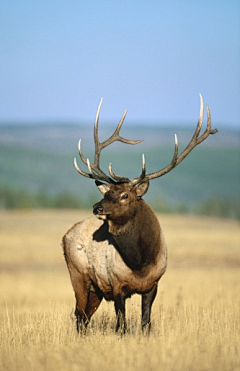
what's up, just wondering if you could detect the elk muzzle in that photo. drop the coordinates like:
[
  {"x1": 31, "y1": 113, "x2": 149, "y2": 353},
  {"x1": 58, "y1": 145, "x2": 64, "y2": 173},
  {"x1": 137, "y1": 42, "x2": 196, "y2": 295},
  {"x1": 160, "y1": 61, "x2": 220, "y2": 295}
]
[
  {"x1": 93, "y1": 203, "x2": 104, "y2": 215},
  {"x1": 93, "y1": 202, "x2": 112, "y2": 220}
]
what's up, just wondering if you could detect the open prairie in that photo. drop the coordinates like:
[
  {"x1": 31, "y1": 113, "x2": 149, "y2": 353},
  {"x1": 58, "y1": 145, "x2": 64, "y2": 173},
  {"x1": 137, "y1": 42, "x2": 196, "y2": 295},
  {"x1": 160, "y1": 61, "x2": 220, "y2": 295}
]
[{"x1": 0, "y1": 210, "x2": 239, "y2": 371}]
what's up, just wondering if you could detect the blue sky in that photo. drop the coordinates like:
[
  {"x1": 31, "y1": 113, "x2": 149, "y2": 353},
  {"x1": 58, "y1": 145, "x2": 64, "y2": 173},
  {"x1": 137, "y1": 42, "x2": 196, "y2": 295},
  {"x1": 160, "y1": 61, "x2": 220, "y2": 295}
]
[{"x1": 0, "y1": 0, "x2": 239, "y2": 127}]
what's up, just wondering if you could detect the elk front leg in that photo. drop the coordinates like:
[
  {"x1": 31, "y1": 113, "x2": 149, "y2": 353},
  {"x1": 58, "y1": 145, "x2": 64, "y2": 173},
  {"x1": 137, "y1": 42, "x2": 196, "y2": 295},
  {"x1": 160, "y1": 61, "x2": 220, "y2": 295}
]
[
  {"x1": 141, "y1": 284, "x2": 158, "y2": 334},
  {"x1": 114, "y1": 293, "x2": 126, "y2": 334}
]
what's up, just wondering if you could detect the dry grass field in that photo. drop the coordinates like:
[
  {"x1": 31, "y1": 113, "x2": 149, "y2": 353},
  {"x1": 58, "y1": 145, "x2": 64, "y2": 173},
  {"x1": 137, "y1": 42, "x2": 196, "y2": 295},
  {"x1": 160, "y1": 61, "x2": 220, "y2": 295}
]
[{"x1": 0, "y1": 209, "x2": 239, "y2": 371}]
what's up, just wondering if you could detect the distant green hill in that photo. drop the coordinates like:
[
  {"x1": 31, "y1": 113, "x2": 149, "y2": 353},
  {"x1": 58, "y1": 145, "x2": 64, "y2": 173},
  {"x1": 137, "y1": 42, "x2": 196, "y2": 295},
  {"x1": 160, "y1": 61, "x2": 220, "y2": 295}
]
[{"x1": 0, "y1": 123, "x2": 239, "y2": 218}]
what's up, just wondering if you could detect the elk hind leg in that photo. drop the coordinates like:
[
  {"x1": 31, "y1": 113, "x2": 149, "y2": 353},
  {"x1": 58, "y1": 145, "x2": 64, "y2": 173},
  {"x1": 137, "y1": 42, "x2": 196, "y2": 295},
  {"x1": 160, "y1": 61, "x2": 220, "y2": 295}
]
[
  {"x1": 85, "y1": 290, "x2": 103, "y2": 324},
  {"x1": 73, "y1": 278, "x2": 91, "y2": 333}
]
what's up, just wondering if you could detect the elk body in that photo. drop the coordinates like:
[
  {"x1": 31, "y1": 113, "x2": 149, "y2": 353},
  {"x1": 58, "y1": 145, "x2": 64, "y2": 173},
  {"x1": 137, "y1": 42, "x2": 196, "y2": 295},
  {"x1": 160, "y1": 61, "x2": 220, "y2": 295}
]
[{"x1": 63, "y1": 95, "x2": 217, "y2": 334}]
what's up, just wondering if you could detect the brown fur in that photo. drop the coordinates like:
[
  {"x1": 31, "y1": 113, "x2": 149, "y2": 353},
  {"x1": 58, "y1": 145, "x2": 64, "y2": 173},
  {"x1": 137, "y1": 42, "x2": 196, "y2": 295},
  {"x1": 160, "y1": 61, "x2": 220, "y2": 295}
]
[
  {"x1": 63, "y1": 96, "x2": 217, "y2": 334},
  {"x1": 62, "y1": 181, "x2": 167, "y2": 334}
]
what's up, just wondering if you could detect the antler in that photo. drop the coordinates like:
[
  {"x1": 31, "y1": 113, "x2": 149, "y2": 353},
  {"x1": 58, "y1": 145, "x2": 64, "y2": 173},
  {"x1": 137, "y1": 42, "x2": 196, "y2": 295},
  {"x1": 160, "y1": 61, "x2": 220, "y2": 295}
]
[
  {"x1": 109, "y1": 94, "x2": 218, "y2": 186},
  {"x1": 74, "y1": 98, "x2": 143, "y2": 183},
  {"x1": 75, "y1": 95, "x2": 218, "y2": 186},
  {"x1": 141, "y1": 94, "x2": 218, "y2": 183}
]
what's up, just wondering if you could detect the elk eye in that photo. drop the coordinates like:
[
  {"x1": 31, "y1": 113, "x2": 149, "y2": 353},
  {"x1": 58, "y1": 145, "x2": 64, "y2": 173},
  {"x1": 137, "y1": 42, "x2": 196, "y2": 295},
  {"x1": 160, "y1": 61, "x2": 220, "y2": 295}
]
[{"x1": 121, "y1": 193, "x2": 129, "y2": 200}]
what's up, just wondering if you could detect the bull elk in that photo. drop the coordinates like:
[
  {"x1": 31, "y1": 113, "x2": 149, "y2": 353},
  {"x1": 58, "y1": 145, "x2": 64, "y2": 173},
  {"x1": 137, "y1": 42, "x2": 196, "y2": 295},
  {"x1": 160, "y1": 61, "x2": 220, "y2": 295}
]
[{"x1": 63, "y1": 95, "x2": 218, "y2": 334}]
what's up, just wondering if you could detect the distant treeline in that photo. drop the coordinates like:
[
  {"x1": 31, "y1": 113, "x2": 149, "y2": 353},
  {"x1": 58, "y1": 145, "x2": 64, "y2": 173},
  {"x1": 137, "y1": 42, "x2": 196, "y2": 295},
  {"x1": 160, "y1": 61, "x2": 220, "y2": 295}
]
[
  {"x1": 153, "y1": 196, "x2": 240, "y2": 220},
  {"x1": 0, "y1": 187, "x2": 239, "y2": 220},
  {"x1": 0, "y1": 187, "x2": 83, "y2": 209}
]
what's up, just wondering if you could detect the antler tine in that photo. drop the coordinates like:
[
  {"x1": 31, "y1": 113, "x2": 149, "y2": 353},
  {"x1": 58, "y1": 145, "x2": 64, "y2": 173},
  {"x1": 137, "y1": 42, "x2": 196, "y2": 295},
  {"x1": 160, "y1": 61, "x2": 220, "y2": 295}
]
[
  {"x1": 193, "y1": 93, "x2": 204, "y2": 140},
  {"x1": 93, "y1": 98, "x2": 103, "y2": 164},
  {"x1": 94, "y1": 100, "x2": 142, "y2": 163},
  {"x1": 92, "y1": 101, "x2": 143, "y2": 183},
  {"x1": 93, "y1": 99, "x2": 143, "y2": 164},
  {"x1": 139, "y1": 133, "x2": 179, "y2": 180},
  {"x1": 74, "y1": 157, "x2": 90, "y2": 178},
  {"x1": 74, "y1": 156, "x2": 113, "y2": 182},
  {"x1": 77, "y1": 139, "x2": 88, "y2": 165},
  {"x1": 174, "y1": 95, "x2": 217, "y2": 165},
  {"x1": 98, "y1": 107, "x2": 143, "y2": 183},
  {"x1": 112, "y1": 109, "x2": 128, "y2": 137},
  {"x1": 129, "y1": 154, "x2": 147, "y2": 186},
  {"x1": 173, "y1": 134, "x2": 179, "y2": 164},
  {"x1": 196, "y1": 104, "x2": 218, "y2": 144},
  {"x1": 134, "y1": 94, "x2": 218, "y2": 182},
  {"x1": 101, "y1": 109, "x2": 143, "y2": 149},
  {"x1": 74, "y1": 98, "x2": 143, "y2": 184},
  {"x1": 73, "y1": 99, "x2": 113, "y2": 183},
  {"x1": 76, "y1": 135, "x2": 116, "y2": 182}
]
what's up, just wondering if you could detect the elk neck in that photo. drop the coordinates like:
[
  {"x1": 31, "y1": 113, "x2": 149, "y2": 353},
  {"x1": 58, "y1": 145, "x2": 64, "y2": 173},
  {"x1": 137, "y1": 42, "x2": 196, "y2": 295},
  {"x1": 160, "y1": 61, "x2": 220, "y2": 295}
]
[{"x1": 107, "y1": 199, "x2": 161, "y2": 271}]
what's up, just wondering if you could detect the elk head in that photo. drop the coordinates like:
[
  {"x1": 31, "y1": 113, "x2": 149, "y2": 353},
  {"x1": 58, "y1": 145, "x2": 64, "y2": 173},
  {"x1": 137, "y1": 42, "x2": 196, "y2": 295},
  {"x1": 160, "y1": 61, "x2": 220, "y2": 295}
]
[
  {"x1": 92, "y1": 180, "x2": 149, "y2": 224},
  {"x1": 74, "y1": 95, "x2": 218, "y2": 218}
]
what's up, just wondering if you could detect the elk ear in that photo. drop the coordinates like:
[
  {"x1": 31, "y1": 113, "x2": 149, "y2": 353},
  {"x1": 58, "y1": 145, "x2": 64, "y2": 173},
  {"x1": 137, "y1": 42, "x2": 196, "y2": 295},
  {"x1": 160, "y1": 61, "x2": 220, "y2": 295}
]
[
  {"x1": 135, "y1": 180, "x2": 149, "y2": 198},
  {"x1": 95, "y1": 180, "x2": 111, "y2": 195}
]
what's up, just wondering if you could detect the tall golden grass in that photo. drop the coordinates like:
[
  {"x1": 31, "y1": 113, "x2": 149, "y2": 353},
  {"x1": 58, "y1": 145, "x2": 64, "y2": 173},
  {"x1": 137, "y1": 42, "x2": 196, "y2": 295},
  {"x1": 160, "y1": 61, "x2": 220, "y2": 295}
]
[{"x1": 0, "y1": 210, "x2": 239, "y2": 371}]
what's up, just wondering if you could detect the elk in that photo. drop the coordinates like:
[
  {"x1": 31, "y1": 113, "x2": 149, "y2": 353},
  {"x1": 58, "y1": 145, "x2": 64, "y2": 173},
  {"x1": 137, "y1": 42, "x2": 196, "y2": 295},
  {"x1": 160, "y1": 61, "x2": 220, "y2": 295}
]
[{"x1": 62, "y1": 95, "x2": 218, "y2": 334}]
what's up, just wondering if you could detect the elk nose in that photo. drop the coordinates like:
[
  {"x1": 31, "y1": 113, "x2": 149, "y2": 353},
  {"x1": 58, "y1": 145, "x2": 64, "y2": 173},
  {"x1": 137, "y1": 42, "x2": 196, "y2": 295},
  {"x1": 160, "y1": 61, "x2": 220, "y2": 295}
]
[{"x1": 93, "y1": 203, "x2": 104, "y2": 215}]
